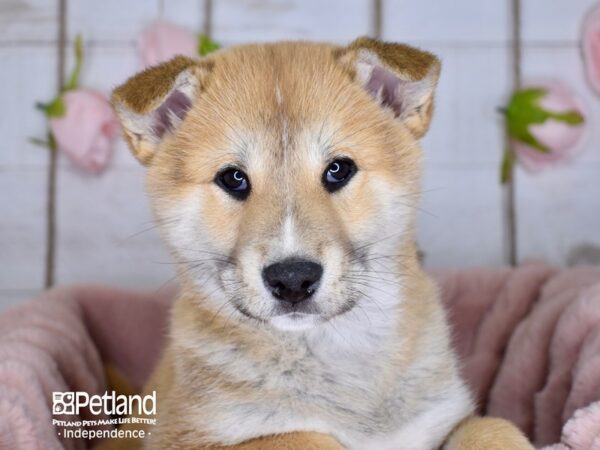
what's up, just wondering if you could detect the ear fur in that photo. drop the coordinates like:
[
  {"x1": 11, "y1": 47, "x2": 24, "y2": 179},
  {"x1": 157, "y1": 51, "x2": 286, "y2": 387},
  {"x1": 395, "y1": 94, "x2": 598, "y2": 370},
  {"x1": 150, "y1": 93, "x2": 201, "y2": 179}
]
[
  {"x1": 337, "y1": 37, "x2": 441, "y2": 138},
  {"x1": 111, "y1": 56, "x2": 211, "y2": 165}
]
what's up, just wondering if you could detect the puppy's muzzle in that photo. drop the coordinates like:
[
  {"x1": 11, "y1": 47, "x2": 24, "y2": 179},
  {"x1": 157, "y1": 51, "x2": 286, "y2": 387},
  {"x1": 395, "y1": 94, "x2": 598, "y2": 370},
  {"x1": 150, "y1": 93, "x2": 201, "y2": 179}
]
[{"x1": 262, "y1": 258, "x2": 323, "y2": 305}]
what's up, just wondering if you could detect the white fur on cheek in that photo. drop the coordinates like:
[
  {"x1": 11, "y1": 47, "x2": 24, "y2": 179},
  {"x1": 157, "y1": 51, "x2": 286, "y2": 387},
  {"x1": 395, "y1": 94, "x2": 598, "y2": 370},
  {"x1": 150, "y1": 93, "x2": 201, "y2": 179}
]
[
  {"x1": 160, "y1": 187, "x2": 206, "y2": 263},
  {"x1": 356, "y1": 176, "x2": 413, "y2": 248},
  {"x1": 158, "y1": 187, "x2": 231, "y2": 301},
  {"x1": 313, "y1": 244, "x2": 345, "y2": 313}
]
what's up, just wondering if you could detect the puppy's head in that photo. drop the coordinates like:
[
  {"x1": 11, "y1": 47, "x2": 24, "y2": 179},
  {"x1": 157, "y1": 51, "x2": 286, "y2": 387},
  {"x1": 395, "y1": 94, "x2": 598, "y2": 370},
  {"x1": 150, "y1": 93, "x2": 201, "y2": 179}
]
[{"x1": 112, "y1": 38, "x2": 440, "y2": 332}]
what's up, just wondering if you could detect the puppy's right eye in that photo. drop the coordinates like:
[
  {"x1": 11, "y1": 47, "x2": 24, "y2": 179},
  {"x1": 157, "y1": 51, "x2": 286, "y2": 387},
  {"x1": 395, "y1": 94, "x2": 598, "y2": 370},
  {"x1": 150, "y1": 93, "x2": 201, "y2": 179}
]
[
  {"x1": 322, "y1": 158, "x2": 357, "y2": 193},
  {"x1": 216, "y1": 168, "x2": 251, "y2": 200}
]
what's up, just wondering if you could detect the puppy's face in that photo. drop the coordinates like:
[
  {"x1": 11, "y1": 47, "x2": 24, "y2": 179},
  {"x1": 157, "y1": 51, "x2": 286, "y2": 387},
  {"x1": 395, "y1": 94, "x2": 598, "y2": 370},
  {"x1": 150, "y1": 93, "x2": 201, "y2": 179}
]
[{"x1": 113, "y1": 39, "x2": 439, "y2": 331}]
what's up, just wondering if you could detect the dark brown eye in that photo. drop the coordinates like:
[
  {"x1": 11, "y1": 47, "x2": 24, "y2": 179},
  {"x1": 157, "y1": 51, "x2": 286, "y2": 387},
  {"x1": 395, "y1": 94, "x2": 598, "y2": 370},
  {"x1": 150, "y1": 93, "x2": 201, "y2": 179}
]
[
  {"x1": 322, "y1": 158, "x2": 357, "y2": 193},
  {"x1": 216, "y1": 168, "x2": 250, "y2": 200}
]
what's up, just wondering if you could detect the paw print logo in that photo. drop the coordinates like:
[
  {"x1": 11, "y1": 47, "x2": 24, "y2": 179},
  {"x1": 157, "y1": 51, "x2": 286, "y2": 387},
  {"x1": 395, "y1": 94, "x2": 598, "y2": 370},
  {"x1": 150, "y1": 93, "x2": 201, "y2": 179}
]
[{"x1": 53, "y1": 392, "x2": 75, "y2": 415}]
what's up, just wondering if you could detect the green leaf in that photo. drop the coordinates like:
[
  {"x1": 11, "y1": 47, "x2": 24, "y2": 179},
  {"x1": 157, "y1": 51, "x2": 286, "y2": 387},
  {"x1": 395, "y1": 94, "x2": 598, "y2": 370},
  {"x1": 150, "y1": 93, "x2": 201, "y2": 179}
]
[
  {"x1": 505, "y1": 88, "x2": 550, "y2": 153},
  {"x1": 36, "y1": 96, "x2": 65, "y2": 118},
  {"x1": 33, "y1": 35, "x2": 82, "y2": 120},
  {"x1": 28, "y1": 137, "x2": 50, "y2": 148},
  {"x1": 500, "y1": 147, "x2": 515, "y2": 184},
  {"x1": 548, "y1": 110, "x2": 584, "y2": 125},
  {"x1": 65, "y1": 34, "x2": 84, "y2": 91},
  {"x1": 29, "y1": 130, "x2": 57, "y2": 151},
  {"x1": 197, "y1": 34, "x2": 220, "y2": 56}
]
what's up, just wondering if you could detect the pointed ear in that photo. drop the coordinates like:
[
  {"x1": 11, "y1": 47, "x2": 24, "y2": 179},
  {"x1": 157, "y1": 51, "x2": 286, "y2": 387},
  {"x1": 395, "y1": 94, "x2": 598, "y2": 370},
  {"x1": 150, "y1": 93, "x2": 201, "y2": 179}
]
[
  {"x1": 111, "y1": 56, "x2": 212, "y2": 165},
  {"x1": 337, "y1": 37, "x2": 441, "y2": 139}
]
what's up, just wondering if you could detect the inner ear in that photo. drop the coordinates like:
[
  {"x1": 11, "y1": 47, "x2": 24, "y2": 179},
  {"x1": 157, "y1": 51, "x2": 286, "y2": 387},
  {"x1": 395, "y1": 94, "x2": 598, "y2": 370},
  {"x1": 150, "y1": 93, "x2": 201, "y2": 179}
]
[
  {"x1": 111, "y1": 56, "x2": 211, "y2": 165},
  {"x1": 338, "y1": 38, "x2": 440, "y2": 138},
  {"x1": 355, "y1": 54, "x2": 437, "y2": 123},
  {"x1": 117, "y1": 67, "x2": 199, "y2": 145},
  {"x1": 365, "y1": 65, "x2": 406, "y2": 117},
  {"x1": 152, "y1": 81, "x2": 194, "y2": 139}
]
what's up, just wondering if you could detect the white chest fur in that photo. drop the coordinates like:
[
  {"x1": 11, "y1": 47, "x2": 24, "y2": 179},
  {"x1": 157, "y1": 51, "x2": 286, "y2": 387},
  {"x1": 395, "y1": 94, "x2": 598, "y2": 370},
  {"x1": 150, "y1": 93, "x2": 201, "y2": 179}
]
[{"x1": 174, "y1": 298, "x2": 473, "y2": 450}]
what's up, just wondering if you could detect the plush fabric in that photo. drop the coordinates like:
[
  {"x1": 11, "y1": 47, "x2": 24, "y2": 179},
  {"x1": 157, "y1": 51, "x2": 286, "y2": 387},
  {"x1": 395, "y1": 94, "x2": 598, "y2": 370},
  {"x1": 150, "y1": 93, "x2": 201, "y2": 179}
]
[
  {"x1": 435, "y1": 262, "x2": 600, "y2": 449},
  {"x1": 0, "y1": 263, "x2": 599, "y2": 449},
  {"x1": 0, "y1": 285, "x2": 172, "y2": 450}
]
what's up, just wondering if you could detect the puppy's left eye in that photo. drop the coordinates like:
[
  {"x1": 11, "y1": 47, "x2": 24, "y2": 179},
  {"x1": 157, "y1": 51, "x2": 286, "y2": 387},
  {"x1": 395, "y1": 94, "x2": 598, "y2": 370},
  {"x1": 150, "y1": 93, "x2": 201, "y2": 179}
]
[
  {"x1": 216, "y1": 168, "x2": 251, "y2": 200},
  {"x1": 322, "y1": 158, "x2": 357, "y2": 193}
]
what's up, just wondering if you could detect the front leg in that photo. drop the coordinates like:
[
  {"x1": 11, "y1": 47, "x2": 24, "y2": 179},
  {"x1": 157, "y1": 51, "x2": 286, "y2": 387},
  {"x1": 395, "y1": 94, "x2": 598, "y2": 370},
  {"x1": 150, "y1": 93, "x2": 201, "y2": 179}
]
[
  {"x1": 206, "y1": 432, "x2": 343, "y2": 450},
  {"x1": 444, "y1": 416, "x2": 533, "y2": 450}
]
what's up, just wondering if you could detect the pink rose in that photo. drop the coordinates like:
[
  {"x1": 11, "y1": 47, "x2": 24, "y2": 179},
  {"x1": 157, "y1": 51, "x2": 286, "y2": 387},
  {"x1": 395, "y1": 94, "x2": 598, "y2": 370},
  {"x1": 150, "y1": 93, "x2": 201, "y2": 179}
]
[
  {"x1": 138, "y1": 21, "x2": 197, "y2": 68},
  {"x1": 512, "y1": 80, "x2": 588, "y2": 172},
  {"x1": 50, "y1": 89, "x2": 119, "y2": 174},
  {"x1": 583, "y1": 3, "x2": 600, "y2": 95}
]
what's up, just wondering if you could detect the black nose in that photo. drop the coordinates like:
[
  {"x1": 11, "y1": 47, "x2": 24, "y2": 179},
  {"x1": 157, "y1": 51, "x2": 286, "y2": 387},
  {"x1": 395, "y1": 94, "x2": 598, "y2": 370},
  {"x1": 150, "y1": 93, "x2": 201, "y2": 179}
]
[{"x1": 262, "y1": 259, "x2": 323, "y2": 304}]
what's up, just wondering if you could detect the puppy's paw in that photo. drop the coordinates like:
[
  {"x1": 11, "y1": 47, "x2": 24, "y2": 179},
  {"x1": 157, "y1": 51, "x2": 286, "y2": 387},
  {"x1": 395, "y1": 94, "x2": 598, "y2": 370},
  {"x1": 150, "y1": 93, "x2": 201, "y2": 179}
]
[
  {"x1": 222, "y1": 432, "x2": 343, "y2": 450},
  {"x1": 444, "y1": 416, "x2": 534, "y2": 450}
]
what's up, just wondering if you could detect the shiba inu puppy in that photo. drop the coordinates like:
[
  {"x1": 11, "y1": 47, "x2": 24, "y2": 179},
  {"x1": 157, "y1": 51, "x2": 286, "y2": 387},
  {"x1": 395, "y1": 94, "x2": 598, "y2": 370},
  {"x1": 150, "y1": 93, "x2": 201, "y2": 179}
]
[{"x1": 108, "y1": 38, "x2": 531, "y2": 450}]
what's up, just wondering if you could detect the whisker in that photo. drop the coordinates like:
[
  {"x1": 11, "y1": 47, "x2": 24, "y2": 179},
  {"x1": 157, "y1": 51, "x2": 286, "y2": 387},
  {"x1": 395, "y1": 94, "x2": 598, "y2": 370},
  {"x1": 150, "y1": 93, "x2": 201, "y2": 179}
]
[
  {"x1": 125, "y1": 214, "x2": 183, "y2": 240},
  {"x1": 346, "y1": 230, "x2": 409, "y2": 258},
  {"x1": 154, "y1": 260, "x2": 206, "y2": 293},
  {"x1": 153, "y1": 257, "x2": 234, "y2": 266},
  {"x1": 342, "y1": 277, "x2": 397, "y2": 299},
  {"x1": 343, "y1": 274, "x2": 404, "y2": 287},
  {"x1": 349, "y1": 287, "x2": 388, "y2": 318}
]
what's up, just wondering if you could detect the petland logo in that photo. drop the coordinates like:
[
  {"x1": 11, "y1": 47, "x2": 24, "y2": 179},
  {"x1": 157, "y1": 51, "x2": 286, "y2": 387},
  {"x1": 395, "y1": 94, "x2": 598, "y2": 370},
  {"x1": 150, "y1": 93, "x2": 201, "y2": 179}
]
[{"x1": 53, "y1": 391, "x2": 156, "y2": 416}]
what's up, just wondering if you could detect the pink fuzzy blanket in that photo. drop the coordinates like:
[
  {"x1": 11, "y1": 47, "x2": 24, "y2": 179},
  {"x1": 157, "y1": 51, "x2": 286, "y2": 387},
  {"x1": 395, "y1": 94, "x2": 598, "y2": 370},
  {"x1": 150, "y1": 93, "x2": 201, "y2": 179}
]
[{"x1": 1, "y1": 262, "x2": 599, "y2": 449}]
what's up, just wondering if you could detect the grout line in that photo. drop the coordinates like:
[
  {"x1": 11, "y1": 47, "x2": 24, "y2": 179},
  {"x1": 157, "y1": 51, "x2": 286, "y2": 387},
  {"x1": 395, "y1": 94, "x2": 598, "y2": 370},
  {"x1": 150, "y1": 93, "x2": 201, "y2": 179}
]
[
  {"x1": 512, "y1": 0, "x2": 522, "y2": 89},
  {"x1": 204, "y1": 0, "x2": 212, "y2": 38},
  {"x1": 522, "y1": 41, "x2": 584, "y2": 48},
  {"x1": 373, "y1": 0, "x2": 382, "y2": 39},
  {"x1": 503, "y1": 0, "x2": 521, "y2": 267},
  {"x1": 44, "y1": 0, "x2": 67, "y2": 288}
]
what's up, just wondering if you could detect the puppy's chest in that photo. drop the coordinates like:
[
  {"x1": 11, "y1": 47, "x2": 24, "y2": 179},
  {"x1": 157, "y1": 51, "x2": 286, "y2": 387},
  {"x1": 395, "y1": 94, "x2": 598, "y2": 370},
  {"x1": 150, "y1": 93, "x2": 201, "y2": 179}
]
[
  {"x1": 260, "y1": 345, "x2": 380, "y2": 406},
  {"x1": 197, "y1": 341, "x2": 392, "y2": 437}
]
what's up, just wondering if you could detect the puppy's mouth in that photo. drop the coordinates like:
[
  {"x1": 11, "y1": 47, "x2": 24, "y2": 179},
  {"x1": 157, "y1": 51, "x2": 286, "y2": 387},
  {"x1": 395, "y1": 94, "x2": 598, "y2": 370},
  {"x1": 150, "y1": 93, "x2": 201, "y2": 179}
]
[
  {"x1": 269, "y1": 311, "x2": 323, "y2": 331},
  {"x1": 232, "y1": 297, "x2": 358, "y2": 332},
  {"x1": 272, "y1": 298, "x2": 320, "y2": 316},
  {"x1": 232, "y1": 298, "x2": 323, "y2": 327}
]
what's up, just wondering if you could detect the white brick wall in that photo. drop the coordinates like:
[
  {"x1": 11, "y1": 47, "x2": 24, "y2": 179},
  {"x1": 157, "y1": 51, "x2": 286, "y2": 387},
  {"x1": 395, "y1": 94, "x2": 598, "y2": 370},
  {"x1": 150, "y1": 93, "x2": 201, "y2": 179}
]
[{"x1": 1, "y1": 0, "x2": 598, "y2": 309}]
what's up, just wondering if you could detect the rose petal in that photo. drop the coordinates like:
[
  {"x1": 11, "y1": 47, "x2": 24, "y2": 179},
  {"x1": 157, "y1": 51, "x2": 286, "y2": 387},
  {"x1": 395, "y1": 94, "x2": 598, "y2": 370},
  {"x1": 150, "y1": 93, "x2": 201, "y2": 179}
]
[
  {"x1": 582, "y1": 4, "x2": 600, "y2": 96},
  {"x1": 49, "y1": 89, "x2": 118, "y2": 174},
  {"x1": 530, "y1": 121, "x2": 585, "y2": 154},
  {"x1": 137, "y1": 21, "x2": 197, "y2": 68}
]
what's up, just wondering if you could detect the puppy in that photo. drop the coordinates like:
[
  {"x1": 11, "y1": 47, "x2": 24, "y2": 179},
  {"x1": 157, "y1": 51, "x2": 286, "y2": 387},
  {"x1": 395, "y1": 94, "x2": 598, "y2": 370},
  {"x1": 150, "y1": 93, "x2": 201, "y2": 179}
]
[{"x1": 110, "y1": 38, "x2": 483, "y2": 449}]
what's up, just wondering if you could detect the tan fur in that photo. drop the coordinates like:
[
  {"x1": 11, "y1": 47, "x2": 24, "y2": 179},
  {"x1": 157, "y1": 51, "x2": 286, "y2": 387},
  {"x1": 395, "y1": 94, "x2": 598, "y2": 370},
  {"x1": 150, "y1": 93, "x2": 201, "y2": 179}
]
[
  {"x1": 103, "y1": 38, "x2": 531, "y2": 450},
  {"x1": 112, "y1": 56, "x2": 212, "y2": 164},
  {"x1": 444, "y1": 417, "x2": 534, "y2": 450},
  {"x1": 345, "y1": 37, "x2": 439, "y2": 80},
  {"x1": 336, "y1": 37, "x2": 440, "y2": 138},
  {"x1": 112, "y1": 56, "x2": 197, "y2": 113}
]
